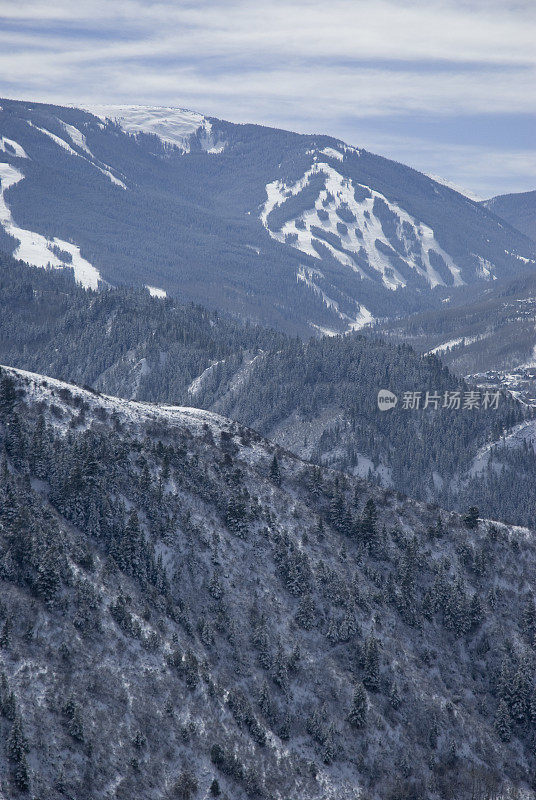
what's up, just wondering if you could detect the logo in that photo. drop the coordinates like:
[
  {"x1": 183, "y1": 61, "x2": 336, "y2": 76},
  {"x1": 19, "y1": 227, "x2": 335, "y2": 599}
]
[{"x1": 377, "y1": 389, "x2": 398, "y2": 411}]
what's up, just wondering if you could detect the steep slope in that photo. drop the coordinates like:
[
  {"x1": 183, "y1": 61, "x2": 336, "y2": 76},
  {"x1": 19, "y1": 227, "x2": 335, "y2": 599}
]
[
  {"x1": 0, "y1": 255, "x2": 529, "y2": 524},
  {"x1": 1, "y1": 364, "x2": 536, "y2": 799},
  {"x1": 0, "y1": 98, "x2": 535, "y2": 334},
  {"x1": 483, "y1": 190, "x2": 536, "y2": 244},
  {"x1": 370, "y1": 269, "x2": 536, "y2": 377}
]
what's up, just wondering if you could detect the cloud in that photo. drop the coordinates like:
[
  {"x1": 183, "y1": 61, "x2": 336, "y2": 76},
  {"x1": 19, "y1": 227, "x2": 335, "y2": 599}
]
[{"x1": 0, "y1": 0, "x2": 534, "y2": 195}]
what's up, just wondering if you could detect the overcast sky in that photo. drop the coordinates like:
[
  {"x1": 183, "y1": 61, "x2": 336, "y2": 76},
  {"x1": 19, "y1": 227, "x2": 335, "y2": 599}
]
[{"x1": 0, "y1": 0, "x2": 534, "y2": 197}]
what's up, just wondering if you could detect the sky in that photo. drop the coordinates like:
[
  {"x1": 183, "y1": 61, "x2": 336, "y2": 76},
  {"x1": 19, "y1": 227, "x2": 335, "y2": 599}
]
[{"x1": 0, "y1": 0, "x2": 534, "y2": 198}]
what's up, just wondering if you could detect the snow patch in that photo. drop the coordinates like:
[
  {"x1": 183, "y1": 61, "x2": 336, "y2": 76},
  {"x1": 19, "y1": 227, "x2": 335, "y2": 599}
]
[
  {"x1": 297, "y1": 265, "x2": 373, "y2": 331},
  {"x1": 261, "y1": 160, "x2": 463, "y2": 292},
  {"x1": 84, "y1": 105, "x2": 225, "y2": 154},
  {"x1": 0, "y1": 162, "x2": 101, "y2": 289},
  {"x1": 427, "y1": 174, "x2": 483, "y2": 202},
  {"x1": 145, "y1": 285, "x2": 166, "y2": 298},
  {"x1": 28, "y1": 120, "x2": 126, "y2": 189},
  {"x1": 319, "y1": 146, "x2": 343, "y2": 161},
  {"x1": 0, "y1": 137, "x2": 28, "y2": 158}
]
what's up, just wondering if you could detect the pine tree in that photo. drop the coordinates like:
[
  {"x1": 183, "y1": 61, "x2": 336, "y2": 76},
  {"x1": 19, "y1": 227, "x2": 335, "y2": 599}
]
[
  {"x1": 529, "y1": 687, "x2": 536, "y2": 724},
  {"x1": 360, "y1": 498, "x2": 377, "y2": 544},
  {"x1": 522, "y1": 593, "x2": 536, "y2": 640},
  {"x1": 35, "y1": 544, "x2": 61, "y2": 606},
  {"x1": 348, "y1": 683, "x2": 367, "y2": 728},
  {"x1": 494, "y1": 699, "x2": 511, "y2": 742},
  {"x1": 173, "y1": 768, "x2": 198, "y2": 799},
  {"x1": 269, "y1": 455, "x2": 281, "y2": 487},
  {"x1": 464, "y1": 506, "x2": 479, "y2": 529},
  {"x1": 322, "y1": 724, "x2": 336, "y2": 765},
  {"x1": 7, "y1": 716, "x2": 28, "y2": 763},
  {"x1": 209, "y1": 779, "x2": 221, "y2": 796},
  {"x1": 389, "y1": 679, "x2": 402, "y2": 710},
  {"x1": 363, "y1": 636, "x2": 380, "y2": 692},
  {"x1": 0, "y1": 373, "x2": 17, "y2": 415},
  {"x1": 469, "y1": 592, "x2": 483, "y2": 630},
  {"x1": 295, "y1": 594, "x2": 316, "y2": 631},
  {"x1": 14, "y1": 756, "x2": 30, "y2": 792}
]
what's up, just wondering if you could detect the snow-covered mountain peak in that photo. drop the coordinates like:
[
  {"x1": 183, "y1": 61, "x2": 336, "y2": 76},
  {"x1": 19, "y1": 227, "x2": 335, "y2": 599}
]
[
  {"x1": 83, "y1": 104, "x2": 225, "y2": 153},
  {"x1": 260, "y1": 156, "x2": 464, "y2": 293}
]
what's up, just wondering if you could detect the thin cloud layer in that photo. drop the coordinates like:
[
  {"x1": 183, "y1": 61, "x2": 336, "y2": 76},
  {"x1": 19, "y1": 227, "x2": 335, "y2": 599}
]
[{"x1": 0, "y1": 0, "x2": 534, "y2": 196}]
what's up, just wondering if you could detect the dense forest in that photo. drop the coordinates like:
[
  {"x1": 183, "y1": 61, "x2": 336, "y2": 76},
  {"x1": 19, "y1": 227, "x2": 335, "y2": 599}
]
[
  {"x1": 1, "y1": 253, "x2": 535, "y2": 526},
  {"x1": 0, "y1": 365, "x2": 536, "y2": 798}
]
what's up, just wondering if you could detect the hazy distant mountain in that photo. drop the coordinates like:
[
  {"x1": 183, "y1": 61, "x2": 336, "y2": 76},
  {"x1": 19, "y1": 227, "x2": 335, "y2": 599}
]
[
  {"x1": 0, "y1": 98, "x2": 535, "y2": 335},
  {"x1": 482, "y1": 190, "x2": 536, "y2": 244}
]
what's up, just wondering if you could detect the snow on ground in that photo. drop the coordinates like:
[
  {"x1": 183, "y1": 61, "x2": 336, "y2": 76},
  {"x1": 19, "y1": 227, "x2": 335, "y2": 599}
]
[
  {"x1": 468, "y1": 417, "x2": 536, "y2": 479},
  {"x1": 260, "y1": 155, "x2": 464, "y2": 292},
  {"x1": 297, "y1": 265, "x2": 374, "y2": 332},
  {"x1": 427, "y1": 337, "x2": 464, "y2": 355},
  {"x1": 27, "y1": 120, "x2": 126, "y2": 189},
  {"x1": 2, "y1": 364, "x2": 254, "y2": 454},
  {"x1": 0, "y1": 136, "x2": 28, "y2": 158},
  {"x1": 319, "y1": 146, "x2": 343, "y2": 161},
  {"x1": 425, "y1": 332, "x2": 491, "y2": 356},
  {"x1": 187, "y1": 360, "x2": 225, "y2": 397},
  {"x1": 0, "y1": 162, "x2": 101, "y2": 289},
  {"x1": 504, "y1": 249, "x2": 536, "y2": 265},
  {"x1": 427, "y1": 173, "x2": 483, "y2": 202},
  {"x1": 28, "y1": 121, "x2": 79, "y2": 156},
  {"x1": 83, "y1": 105, "x2": 226, "y2": 154},
  {"x1": 60, "y1": 121, "x2": 92, "y2": 155},
  {"x1": 145, "y1": 285, "x2": 167, "y2": 298}
]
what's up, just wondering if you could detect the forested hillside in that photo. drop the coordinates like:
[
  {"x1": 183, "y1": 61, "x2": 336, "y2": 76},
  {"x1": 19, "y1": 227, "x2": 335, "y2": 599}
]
[
  {"x1": 0, "y1": 365, "x2": 536, "y2": 799},
  {"x1": 483, "y1": 190, "x2": 536, "y2": 244},
  {"x1": 370, "y1": 268, "x2": 536, "y2": 375},
  {"x1": 2, "y1": 254, "x2": 535, "y2": 525}
]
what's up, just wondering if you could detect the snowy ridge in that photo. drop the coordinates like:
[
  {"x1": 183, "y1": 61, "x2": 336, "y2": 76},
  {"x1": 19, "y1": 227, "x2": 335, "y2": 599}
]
[
  {"x1": 0, "y1": 162, "x2": 101, "y2": 289},
  {"x1": 261, "y1": 152, "x2": 464, "y2": 291},
  {"x1": 84, "y1": 105, "x2": 226, "y2": 154},
  {"x1": 2, "y1": 364, "x2": 272, "y2": 472}
]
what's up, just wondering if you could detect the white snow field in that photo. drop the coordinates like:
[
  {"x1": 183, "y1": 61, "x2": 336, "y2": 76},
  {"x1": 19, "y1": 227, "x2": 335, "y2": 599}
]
[
  {"x1": 0, "y1": 162, "x2": 101, "y2": 289},
  {"x1": 261, "y1": 151, "x2": 464, "y2": 292},
  {"x1": 0, "y1": 136, "x2": 28, "y2": 158},
  {"x1": 84, "y1": 105, "x2": 225, "y2": 154},
  {"x1": 145, "y1": 285, "x2": 167, "y2": 298}
]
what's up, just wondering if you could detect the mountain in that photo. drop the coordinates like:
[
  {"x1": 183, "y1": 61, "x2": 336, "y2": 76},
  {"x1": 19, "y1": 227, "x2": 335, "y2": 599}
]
[
  {"x1": 1, "y1": 362, "x2": 536, "y2": 799},
  {"x1": 368, "y1": 269, "x2": 536, "y2": 374},
  {"x1": 483, "y1": 190, "x2": 536, "y2": 244},
  {"x1": 1, "y1": 98, "x2": 535, "y2": 335},
  {"x1": 1, "y1": 253, "x2": 533, "y2": 528}
]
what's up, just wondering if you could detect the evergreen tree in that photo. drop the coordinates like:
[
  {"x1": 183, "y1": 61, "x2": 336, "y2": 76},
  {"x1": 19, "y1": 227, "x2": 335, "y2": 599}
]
[
  {"x1": 363, "y1": 636, "x2": 380, "y2": 692},
  {"x1": 360, "y1": 499, "x2": 377, "y2": 544},
  {"x1": 269, "y1": 455, "x2": 282, "y2": 487},
  {"x1": 464, "y1": 506, "x2": 479, "y2": 529},
  {"x1": 389, "y1": 679, "x2": 402, "y2": 710},
  {"x1": 7, "y1": 716, "x2": 28, "y2": 763},
  {"x1": 521, "y1": 593, "x2": 536, "y2": 640},
  {"x1": 494, "y1": 699, "x2": 512, "y2": 742},
  {"x1": 348, "y1": 683, "x2": 367, "y2": 728}
]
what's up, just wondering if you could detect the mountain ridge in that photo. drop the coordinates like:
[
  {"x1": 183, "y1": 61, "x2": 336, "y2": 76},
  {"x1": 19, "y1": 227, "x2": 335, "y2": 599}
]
[{"x1": 0, "y1": 97, "x2": 535, "y2": 335}]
